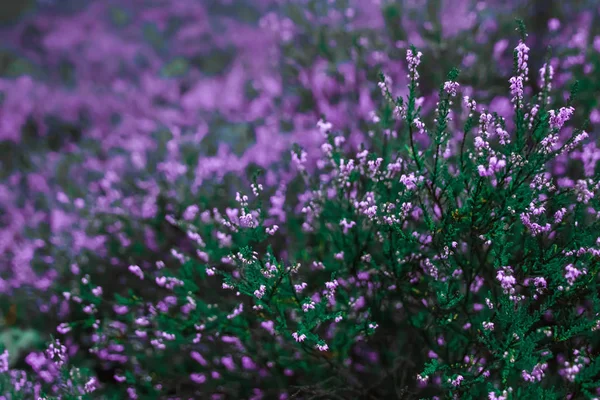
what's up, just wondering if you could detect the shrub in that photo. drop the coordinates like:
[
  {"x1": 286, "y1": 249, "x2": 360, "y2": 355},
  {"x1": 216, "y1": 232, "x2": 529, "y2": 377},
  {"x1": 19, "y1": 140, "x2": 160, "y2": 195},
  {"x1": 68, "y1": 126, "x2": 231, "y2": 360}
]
[{"x1": 2, "y1": 21, "x2": 598, "y2": 399}]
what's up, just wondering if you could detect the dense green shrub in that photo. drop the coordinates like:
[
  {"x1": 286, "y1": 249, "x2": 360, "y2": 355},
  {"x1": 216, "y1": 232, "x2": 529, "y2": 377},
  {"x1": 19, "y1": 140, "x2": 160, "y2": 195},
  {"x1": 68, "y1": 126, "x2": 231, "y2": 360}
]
[
  {"x1": 2, "y1": 0, "x2": 600, "y2": 397},
  {"x1": 3, "y1": 24, "x2": 599, "y2": 399}
]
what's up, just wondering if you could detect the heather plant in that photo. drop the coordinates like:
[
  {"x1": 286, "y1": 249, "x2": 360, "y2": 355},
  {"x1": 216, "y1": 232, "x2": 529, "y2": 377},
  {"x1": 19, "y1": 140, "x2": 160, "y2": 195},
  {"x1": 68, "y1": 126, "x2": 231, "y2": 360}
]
[
  {"x1": 3, "y1": 0, "x2": 599, "y2": 305},
  {"x1": 4, "y1": 23, "x2": 598, "y2": 399},
  {"x1": 2, "y1": 1, "x2": 600, "y2": 399}
]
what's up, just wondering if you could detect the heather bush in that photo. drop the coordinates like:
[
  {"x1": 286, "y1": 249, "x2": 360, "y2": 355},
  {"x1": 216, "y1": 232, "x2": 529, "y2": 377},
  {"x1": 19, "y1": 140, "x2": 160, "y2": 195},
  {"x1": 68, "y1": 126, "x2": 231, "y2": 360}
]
[
  {"x1": 2, "y1": 23, "x2": 599, "y2": 399},
  {"x1": 2, "y1": 2, "x2": 600, "y2": 399}
]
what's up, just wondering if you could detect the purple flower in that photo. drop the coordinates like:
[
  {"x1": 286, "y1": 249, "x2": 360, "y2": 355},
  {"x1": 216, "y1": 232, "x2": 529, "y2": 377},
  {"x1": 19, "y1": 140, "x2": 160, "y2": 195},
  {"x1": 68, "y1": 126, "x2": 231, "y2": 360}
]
[
  {"x1": 0, "y1": 350, "x2": 9, "y2": 373},
  {"x1": 191, "y1": 373, "x2": 206, "y2": 384}
]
